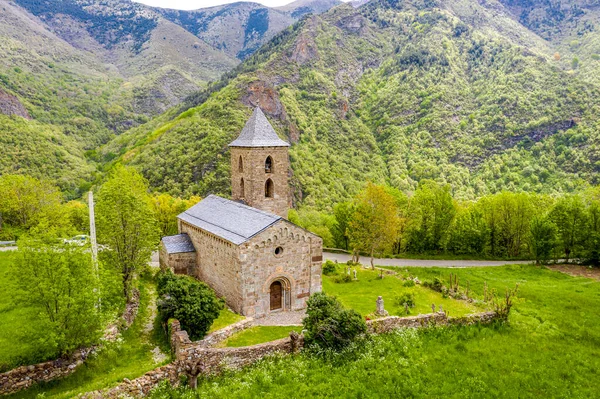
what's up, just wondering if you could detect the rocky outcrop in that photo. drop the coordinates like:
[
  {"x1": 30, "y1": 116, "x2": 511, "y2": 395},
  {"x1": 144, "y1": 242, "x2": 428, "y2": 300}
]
[
  {"x1": 242, "y1": 81, "x2": 287, "y2": 119},
  {"x1": 0, "y1": 89, "x2": 30, "y2": 119}
]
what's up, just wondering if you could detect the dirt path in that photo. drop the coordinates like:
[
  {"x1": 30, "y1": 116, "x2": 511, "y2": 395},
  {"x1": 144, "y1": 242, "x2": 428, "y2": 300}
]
[
  {"x1": 548, "y1": 265, "x2": 600, "y2": 281},
  {"x1": 324, "y1": 252, "x2": 533, "y2": 268},
  {"x1": 143, "y1": 281, "x2": 168, "y2": 364}
]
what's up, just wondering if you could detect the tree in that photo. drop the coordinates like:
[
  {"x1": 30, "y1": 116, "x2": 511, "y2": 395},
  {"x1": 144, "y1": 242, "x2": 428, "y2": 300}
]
[
  {"x1": 302, "y1": 292, "x2": 366, "y2": 350},
  {"x1": 549, "y1": 195, "x2": 587, "y2": 263},
  {"x1": 151, "y1": 193, "x2": 200, "y2": 237},
  {"x1": 409, "y1": 180, "x2": 456, "y2": 253},
  {"x1": 529, "y1": 216, "x2": 557, "y2": 264},
  {"x1": 97, "y1": 166, "x2": 159, "y2": 300},
  {"x1": 447, "y1": 204, "x2": 489, "y2": 255},
  {"x1": 0, "y1": 175, "x2": 62, "y2": 230},
  {"x1": 331, "y1": 202, "x2": 353, "y2": 250},
  {"x1": 348, "y1": 183, "x2": 400, "y2": 268},
  {"x1": 157, "y1": 271, "x2": 223, "y2": 340},
  {"x1": 11, "y1": 238, "x2": 102, "y2": 356}
]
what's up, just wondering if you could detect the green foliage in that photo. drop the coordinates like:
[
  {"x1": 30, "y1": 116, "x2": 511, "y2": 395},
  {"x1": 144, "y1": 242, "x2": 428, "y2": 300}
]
[
  {"x1": 529, "y1": 216, "x2": 557, "y2": 264},
  {"x1": 303, "y1": 292, "x2": 367, "y2": 350},
  {"x1": 394, "y1": 292, "x2": 416, "y2": 309},
  {"x1": 151, "y1": 193, "x2": 201, "y2": 237},
  {"x1": 157, "y1": 271, "x2": 223, "y2": 340},
  {"x1": 333, "y1": 273, "x2": 353, "y2": 284},
  {"x1": 549, "y1": 195, "x2": 587, "y2": 263},
  {"x1": 322, "y1": 260, "x2": 337, "y2": 275},
  {"x1": 10, "y1": 238, "x2": 102, "y2": 357},
  {"x1": 97, "y1": 166, "x2": 159, "y2": 299}
]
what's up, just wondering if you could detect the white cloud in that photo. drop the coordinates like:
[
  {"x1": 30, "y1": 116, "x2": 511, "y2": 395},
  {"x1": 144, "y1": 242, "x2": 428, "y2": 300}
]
[{"x1": 133, "y1": 0, "x2": 294, "y2": 9}]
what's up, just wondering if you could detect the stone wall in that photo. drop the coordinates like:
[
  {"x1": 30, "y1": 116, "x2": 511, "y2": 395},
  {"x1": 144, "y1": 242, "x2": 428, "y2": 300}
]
[
  {"x1": 169, "y1": 318, "x2": 254, "y2": 355},
  {"x1": 0, "y1": 290, "x2": 141, "y2": 396},
  {"x1": 179, "y1": 221, "x2": 244, "y2": 314},
  {"x1": 366, "y1": 311, "x2": 500, "y2": 334},
  {"x1": 230, "y1": 146, "x2": 291, "y2": 218},
  {"x1": 159, "y1": 243, "x2": 196, "y2": 275},
  {"x1": 240, "y1": 221, "x2": 323, "y2": 318},
  {"x1": 81, "y1": 311, "x2": 499, "y2": 398}
]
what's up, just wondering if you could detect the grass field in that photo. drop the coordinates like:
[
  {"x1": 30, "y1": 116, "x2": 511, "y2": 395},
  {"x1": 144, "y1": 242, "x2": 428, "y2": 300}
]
[
  {"x1": 217, "y1": 326, "x2": 299, "y2": 348},
  {"x1": 0, "y1": 252, "x2": 43, "y2": 371},
  {"x1": 7, "y1": 272, "x2": 171, "y2": 398},
  {"x1": 323, "y1": 268, "x2": 482, "y2": 317},
  {"x1": 147, "y1": 264, "x2": 600, "y2": 398},
  {"x1": 208, "y1": 309, "x2": 245, "y2": 333}
]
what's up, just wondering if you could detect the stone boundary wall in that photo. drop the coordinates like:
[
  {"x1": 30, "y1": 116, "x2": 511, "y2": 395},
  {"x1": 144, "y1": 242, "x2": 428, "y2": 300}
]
[
  {"x1": 366, "y1": 311, "x2": 499, "y2": 334},
  {"x1": 83, "y1": 311, "x2": 499, "y2": 398},
  {"x1": 169, "y1": 318, "x2": 254, "y2": 355},
  {"x1": 0, "y1": 290, "x2": 141, "y2": 396}
]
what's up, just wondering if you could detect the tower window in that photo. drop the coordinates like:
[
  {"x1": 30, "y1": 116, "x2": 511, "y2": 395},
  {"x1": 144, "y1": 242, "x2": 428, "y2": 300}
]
[
  {"x1": 239, "y1": 156, "x2": 244, "y2": 172},
  {"x1": 265, "y1": 178, "x2": 274, "y2": 198},
  {"x1": 265, "y1": 156, "x2": 273, "y2": 173},
  {"x1": 240, "y1": 178, "x2": 245, "y2": 198}
]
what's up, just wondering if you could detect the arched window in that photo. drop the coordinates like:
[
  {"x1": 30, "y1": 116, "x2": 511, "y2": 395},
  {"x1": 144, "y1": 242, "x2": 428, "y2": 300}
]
[
  {"x1": 265, "y1": 178, "x2": 274, "y2": 198},
  {"x1": 265, "y1": 156, "x2": 273, "y2": 173},
  {"x1": 239, "y1": 156, "x2": 244, "y2": 172},
  {"x1": 240, "y1": 178, "x2": 245, "y2": 198}
]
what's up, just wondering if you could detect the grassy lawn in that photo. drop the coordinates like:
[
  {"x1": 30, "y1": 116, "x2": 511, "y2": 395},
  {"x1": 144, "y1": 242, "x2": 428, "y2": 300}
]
[
  {"x1": 208, "y1": 308, "x2": 245, "y2": 333},
  {"x1": 147, "y1": 264, "x2": 600, "y2": 398},
  {"x1": 323, "y1": 268, "x2": 482, "y2": 317},
  {"x1": 217, "y1": 326, "x2": 299, "y2": 348},
  {"x1": 0, "y1": 252, "x2": 46, "y2": 371},
  {"x1": 8, "y1": 273, "x2": 171, "y2": 399}
]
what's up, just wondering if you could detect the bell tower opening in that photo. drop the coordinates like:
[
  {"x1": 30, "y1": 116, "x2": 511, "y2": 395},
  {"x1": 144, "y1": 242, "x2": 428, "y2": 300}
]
[
  {"x1": 265, "y1": 179, "x2": 274, "y2": 198},
  {"x1": 239, "y1": 156, "x2": 244, "y2": 172},
  {"x1": 240, "y1": 178, "x2": 245, "y2": 198},
  {"x1": 265, "y1": 156, "x2": 273, "y2": 173}
]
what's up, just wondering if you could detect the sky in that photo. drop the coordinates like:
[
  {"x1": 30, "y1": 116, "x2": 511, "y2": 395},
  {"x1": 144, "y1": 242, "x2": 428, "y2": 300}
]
[{"x1": 133, "y1": 0, "x2": 296, "y2": 9}]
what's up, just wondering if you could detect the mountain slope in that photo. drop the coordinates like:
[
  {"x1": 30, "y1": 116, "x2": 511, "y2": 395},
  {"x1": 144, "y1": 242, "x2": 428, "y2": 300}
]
[{"x1": 102, "y1": 0, "x2": 600, "y2": 209}]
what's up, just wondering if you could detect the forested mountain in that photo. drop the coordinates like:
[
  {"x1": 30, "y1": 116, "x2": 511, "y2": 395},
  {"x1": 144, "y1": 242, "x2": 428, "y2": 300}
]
[
  {"x1": 101, "y1": 0, "x2": 600, "y2": 210},
  {"x1": 0, "y1": 0, "x2": 341, "y2": 197}
]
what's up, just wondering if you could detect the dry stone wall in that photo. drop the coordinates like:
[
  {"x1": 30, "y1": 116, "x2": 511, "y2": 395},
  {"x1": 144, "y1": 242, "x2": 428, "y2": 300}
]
[
  {"x1": 0, "y1": 290, "x2": 140, "y2": 396},
  {"x1": 82, "y1": 311, "x2": 499, "y2": 398}
]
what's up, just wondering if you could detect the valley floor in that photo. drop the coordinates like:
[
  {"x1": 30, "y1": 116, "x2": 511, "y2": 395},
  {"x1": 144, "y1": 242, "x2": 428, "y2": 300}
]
[{"x1": 147, "y1": 264, "x2": 600, "y2": 398}]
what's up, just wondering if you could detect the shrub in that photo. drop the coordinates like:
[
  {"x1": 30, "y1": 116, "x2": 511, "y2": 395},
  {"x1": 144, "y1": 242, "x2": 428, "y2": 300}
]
[
  {"x1": 303, "y1": 292, "x2": 366, "y2": 350},
  {"x1": 423, "y1": 277, "x2": 444, "y2": 292},
  {"x1": 322, "y1": 260, "x2": 337, "y2": 275},
  {"x1": 157, "y1": 271, "x2": 223, "y2": 340},
  {"x1": 394, "y1": 292, "x2": 416, "y2": 309},
  {"x1": 333, "y1": 274, "x2": 353, "y2": 284},
  {"x1": 403, "y1": 279, "x2": 415, "y2": 287}
]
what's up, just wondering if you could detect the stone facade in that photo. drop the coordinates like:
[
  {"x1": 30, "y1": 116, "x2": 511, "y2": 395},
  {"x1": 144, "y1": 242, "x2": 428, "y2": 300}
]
[
  {"x1": 159, "y1": 242, "x2": 196, "y2": 275},
  {"x1": 240, "y1": 223, "x2": 322, "y2": 318},
  {"x1": 178, "y1": 218, "x2": 323, "y2": 318},
  {"x1": 230, "y1": 146, "x2": 291, "y2": 218}
]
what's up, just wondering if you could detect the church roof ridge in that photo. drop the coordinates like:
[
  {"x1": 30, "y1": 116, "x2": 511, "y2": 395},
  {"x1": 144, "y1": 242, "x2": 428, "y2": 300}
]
[
  {"x1": 177, "y1": 195, "x2": 284, "y2": 245},
  {"x1": 229, "y1": 107, "x2": 290, "y2": 148}
]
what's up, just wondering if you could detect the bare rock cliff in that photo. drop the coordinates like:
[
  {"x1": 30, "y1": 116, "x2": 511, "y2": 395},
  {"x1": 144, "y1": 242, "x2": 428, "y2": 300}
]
[{"x1": 0, "y1": 90, "x2": 30, "y2": 119}]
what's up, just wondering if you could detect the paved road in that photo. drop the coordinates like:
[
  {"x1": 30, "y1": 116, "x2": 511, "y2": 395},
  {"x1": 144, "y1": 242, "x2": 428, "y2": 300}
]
[{"x1": 324, "y1": 252, "x2": 533, "y2": 268}]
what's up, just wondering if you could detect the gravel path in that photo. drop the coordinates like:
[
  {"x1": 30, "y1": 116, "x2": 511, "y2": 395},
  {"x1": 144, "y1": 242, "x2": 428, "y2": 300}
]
[
  {"x1": 0, "y1": 246, "x2": 17, "y2": 252},
  {"x1": 324, "y1": 252, "x2": 533, "y2": 268},
  {"x1": 251, "y1": 310, "x2": 305, "y2": 326}
]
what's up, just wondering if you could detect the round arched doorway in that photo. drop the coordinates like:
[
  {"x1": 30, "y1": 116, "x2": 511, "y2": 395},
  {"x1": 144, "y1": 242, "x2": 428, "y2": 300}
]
[{"x1": 269, "y1": 278, "x2": 291, "y2": 312}]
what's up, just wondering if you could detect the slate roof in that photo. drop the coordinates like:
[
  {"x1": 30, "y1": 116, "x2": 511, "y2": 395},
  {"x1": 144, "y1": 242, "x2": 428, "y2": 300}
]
[
  {"x1": 178, "y1": 195, "x2": 283, "y2": 245},
  {"x1": 162, "y1": 234, "x2": 196, "y2": 254},
  {"x1": 229, "y1": 107, "x2": 290, "y2": 148}
]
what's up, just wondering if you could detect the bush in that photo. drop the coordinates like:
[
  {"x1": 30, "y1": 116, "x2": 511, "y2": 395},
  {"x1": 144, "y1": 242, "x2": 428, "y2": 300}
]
[
  {"x1": 303, "y1": 292, "x2": 366, "y2": 350},
  {"x1": 157, "y1": 271, "x2": 223, "y2": 340},
  {"x1": 403, "y1": 279, "x2": 415, "y2": 287},
  {"x1": 423, "y1": 277, "x2": 444, "y2": 292},
  {"x1": 394, "y1": 292, "x2": 416, "y2": 309},
  {"x1": 333, "y1": 274, "x2": 353, "y2": 284},
  {"x1": 322, "y1": 260, "x2": 337, "y2": 275}
]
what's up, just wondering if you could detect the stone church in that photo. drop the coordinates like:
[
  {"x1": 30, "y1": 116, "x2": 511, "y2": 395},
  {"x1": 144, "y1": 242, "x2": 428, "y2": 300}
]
[{"x1": 159, "y1": 108, "x2": 323, "y2": 319}]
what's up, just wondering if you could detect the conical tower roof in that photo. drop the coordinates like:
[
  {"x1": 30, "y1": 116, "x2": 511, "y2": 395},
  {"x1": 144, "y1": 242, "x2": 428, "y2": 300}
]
[{"x1": 229, "y1": 107, "x2": 290, "y2": 148}]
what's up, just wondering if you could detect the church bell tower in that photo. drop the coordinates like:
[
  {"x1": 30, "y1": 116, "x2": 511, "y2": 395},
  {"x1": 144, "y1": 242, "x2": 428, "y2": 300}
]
[{"x1": 229, "y1": 107, "x2": 291, "y2": 218}]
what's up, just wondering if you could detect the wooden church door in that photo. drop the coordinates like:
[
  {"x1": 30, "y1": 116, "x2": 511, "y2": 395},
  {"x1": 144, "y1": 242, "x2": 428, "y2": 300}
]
[{"x1": 270, "y1": 281, "x2": 283, "y2": 310}]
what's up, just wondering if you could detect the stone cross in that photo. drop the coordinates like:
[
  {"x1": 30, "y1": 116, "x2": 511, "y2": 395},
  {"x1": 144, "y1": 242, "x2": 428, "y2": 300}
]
[
  {"x1": 353, "y1": 269, "x2": 357, "y2": 280},
  {"x1": 376, "y1": 296, "x2": 389, "y2": 316},
  {"x1": 431, "y1": 304, "x2": 436, "y2": 313},
  {"x1": 347, "y1": 267, "x2": 351, "y2": 275},
  {"x1": 439, "y1": 305, "x2": 443, "y2": 313}
]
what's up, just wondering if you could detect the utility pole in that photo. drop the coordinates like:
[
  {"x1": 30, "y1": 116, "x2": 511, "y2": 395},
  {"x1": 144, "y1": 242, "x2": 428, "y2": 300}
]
[{"x1": 89, "y1": 191, "x2": 100, "y2": 308}]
